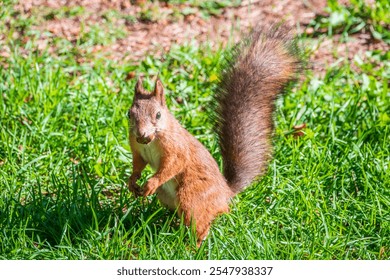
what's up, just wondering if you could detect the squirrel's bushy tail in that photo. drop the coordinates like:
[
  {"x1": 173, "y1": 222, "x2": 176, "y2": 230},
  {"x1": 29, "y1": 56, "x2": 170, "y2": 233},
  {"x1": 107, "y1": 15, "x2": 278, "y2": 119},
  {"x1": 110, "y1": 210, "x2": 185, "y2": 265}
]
[{"x1": 215, "y1": 24, "x2": 302, "y2": 194}]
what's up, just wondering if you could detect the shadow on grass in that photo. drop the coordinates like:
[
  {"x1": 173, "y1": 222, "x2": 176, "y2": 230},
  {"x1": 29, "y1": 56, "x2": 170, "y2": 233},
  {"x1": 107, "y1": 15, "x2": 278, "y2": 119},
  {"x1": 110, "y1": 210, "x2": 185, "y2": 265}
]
[{"x1": 0, "y1": 165, "x2": 182, "y2": 259}]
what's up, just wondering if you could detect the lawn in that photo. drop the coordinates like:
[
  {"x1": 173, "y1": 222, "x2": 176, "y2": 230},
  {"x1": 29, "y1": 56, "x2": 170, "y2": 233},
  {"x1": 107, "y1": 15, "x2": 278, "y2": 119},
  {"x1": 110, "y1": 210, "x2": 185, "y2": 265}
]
[{"x1": 0, "y1": 0, "x2": 389, "y2": 259}]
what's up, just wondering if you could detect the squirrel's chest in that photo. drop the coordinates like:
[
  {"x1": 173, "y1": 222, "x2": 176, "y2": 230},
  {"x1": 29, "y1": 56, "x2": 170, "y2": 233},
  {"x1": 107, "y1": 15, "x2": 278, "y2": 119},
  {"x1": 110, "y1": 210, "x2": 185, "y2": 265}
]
[
  {"x1": 138, "y1": 141, "x2": 162, "y2": 170},
  {"x1": 136, "y1": 140, "x2": 179, "y2": 209}
]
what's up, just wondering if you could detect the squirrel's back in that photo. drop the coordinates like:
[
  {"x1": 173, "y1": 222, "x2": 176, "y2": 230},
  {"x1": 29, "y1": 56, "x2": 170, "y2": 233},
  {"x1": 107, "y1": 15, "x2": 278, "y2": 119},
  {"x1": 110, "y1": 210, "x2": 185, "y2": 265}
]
[{"x1": 215, "y1": 25, "x2": 302, "y2": 194}]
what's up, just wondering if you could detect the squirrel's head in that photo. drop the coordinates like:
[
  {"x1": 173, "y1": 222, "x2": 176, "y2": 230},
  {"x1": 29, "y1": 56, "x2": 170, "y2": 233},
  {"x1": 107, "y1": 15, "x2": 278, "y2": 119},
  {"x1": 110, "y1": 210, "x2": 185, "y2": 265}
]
[{"x1": 128, "y1": 77, "x2": 168, "y2": 145}]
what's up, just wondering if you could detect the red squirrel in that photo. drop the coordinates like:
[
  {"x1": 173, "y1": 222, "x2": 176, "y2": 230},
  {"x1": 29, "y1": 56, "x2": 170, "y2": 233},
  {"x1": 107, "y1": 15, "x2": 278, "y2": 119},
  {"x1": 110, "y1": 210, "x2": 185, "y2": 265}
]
[{"x1": 127, "y1": 25, "x2": 301, "y2": 247}]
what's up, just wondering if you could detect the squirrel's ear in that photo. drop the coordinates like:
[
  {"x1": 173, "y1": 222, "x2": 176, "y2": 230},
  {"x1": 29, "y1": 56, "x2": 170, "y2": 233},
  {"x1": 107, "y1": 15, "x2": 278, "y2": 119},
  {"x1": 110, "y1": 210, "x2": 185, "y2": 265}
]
[
  {"x1": 153, "y1": 78, "x2": 166, "y2": 106},
  {"x1": 135, "y1": 77, "x2": 146, "y2": 97}
]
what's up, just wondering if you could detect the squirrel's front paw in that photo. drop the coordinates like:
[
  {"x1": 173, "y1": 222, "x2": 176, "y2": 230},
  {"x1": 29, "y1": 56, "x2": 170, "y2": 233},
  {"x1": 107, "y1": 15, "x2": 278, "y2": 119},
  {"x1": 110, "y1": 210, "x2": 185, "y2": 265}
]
[
  {"x1": 143, "y1": 178, "x2": 159, "y2": 197},
  {"x1": 128, "y1": 175, "x2": 142, "y2": 197}
]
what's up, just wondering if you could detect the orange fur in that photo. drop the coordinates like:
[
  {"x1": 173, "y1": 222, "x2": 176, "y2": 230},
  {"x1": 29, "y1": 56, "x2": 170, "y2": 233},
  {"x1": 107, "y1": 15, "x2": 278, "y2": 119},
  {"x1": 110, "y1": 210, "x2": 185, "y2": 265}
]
[{"x1": 129, "y1": 90, "x2": 232, "y2": 246}]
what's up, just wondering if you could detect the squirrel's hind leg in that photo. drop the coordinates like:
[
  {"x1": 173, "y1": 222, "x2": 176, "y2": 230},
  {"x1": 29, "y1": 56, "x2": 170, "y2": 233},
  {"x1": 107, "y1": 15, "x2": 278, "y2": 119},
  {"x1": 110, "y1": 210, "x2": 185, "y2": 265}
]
[
  {"x1": 179, "y1": 200, "x2": 230, "y2": 248},
  {"x1": 179, "y1": 208, "x2": 211, "y2": 248},
  {"x1": 177, "y1": 178, "x2": 231, "y2": 247}
]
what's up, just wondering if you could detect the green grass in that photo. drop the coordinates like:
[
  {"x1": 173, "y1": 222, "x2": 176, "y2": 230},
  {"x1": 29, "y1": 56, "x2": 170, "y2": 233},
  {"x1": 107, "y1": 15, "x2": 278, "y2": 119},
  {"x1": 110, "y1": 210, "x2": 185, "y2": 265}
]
[
  {"x1": 0, "y1": 0, "x2": 389, "y2": 259},
  {"x1": 308, "y1": 0, "x2": 390, "y2": 42}
]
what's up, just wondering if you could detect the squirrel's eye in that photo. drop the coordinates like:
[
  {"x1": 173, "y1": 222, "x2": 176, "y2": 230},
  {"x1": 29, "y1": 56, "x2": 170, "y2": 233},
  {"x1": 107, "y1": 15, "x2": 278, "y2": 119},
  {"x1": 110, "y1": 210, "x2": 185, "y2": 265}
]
[{"x1": 156, "y1": 112, "x2": 161, "y2": 120}]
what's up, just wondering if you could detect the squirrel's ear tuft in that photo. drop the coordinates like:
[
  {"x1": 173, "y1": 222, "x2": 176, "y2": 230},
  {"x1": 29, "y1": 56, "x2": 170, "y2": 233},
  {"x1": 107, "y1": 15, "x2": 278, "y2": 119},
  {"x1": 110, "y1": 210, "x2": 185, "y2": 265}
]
[
  {"x1": 135, "y1": 77, "x2": 146, "y2": 97},
  {"x1": 153, "y1": 78, "x2": 166, "y2": 106}
]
